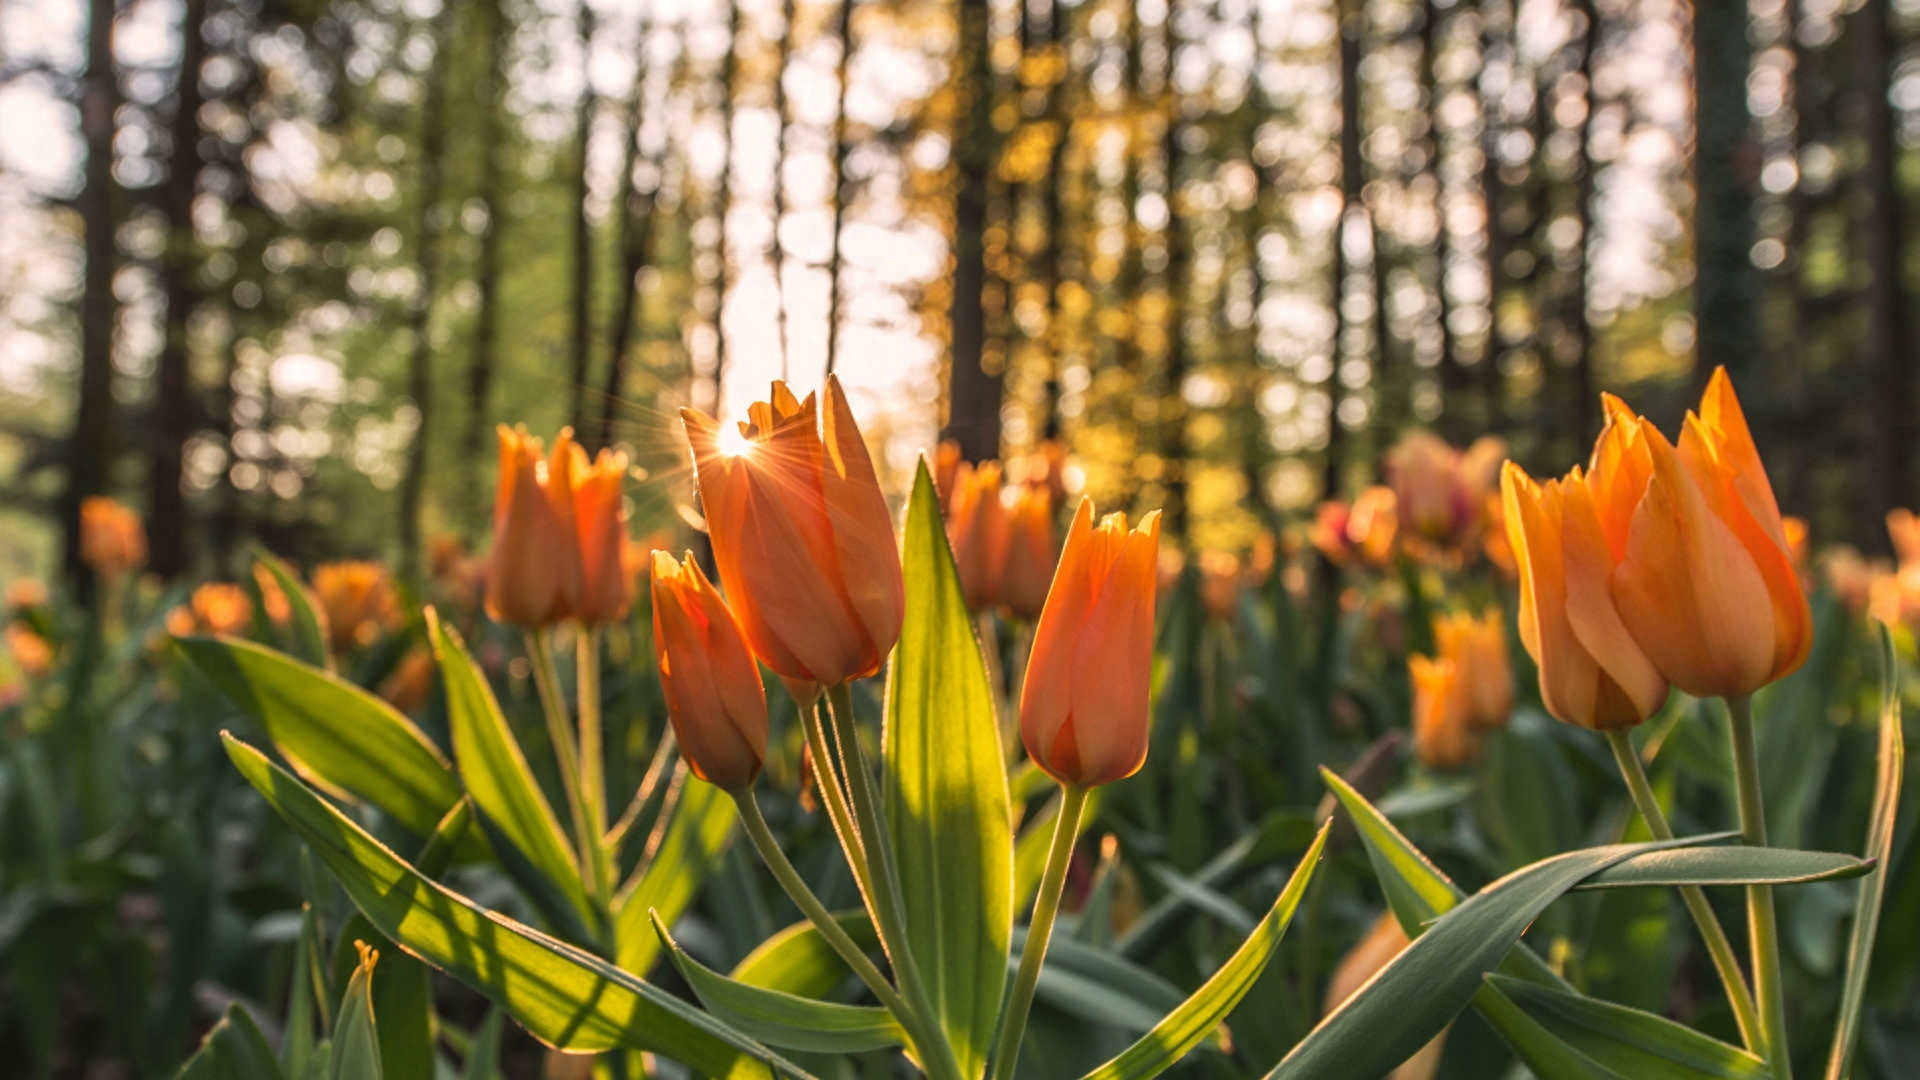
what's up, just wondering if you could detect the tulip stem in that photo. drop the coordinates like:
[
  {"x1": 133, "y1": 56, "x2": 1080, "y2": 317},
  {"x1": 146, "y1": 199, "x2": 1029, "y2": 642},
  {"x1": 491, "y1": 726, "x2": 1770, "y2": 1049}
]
[
  {"x1": 575, "y1": 623, "x2": 613, "y2": 910},
  {"x1": 1727, "y1": 694, "x2": 1792, "y2": 1080},
  {"x1": 526, "y1": 630, "x2": 602, "y2": 925},
  {"x1": 991, "y1": 783, "x2": 1087, "y2": 1080},
  {"x1": 1605, "y1": 728, "x2": 1763, "y2": 1053},
  {"x1": 824, "y1": 681, "x2": 963, "y2": 1080}
]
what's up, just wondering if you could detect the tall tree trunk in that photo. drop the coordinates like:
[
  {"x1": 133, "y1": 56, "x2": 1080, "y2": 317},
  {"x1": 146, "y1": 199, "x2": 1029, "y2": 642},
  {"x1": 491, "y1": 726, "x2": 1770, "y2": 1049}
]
[
  {"x1": 1326, "y1": 0, "x2": 1363, "y2": 498},
  {"x1": 1037, "y1": 0, "x2": 1068, "y2": 440},
  {"x1": 770, "y1": 0, "x2": 795, "y2": 379},
  {"x1": 65, "y1": 0, "x2": 119, "y2": 587},
  {"x1": 1477, "y1": 0, "x2": 1509, "y2": 436},
  {"x1": 1423, "y1": 0, "x2": 1467, "y2": 439},
  {"x1": 1856, "y1": 0, "x2": 1912, "y2": 520},
  {"x1": 826, "y1": 0, "x2": 855, "y2": 374},
  {"x1": 463, "y1": 0, "x2": 510, "y2": 527},
  {"x1": 597, "y1": 5, "x2": 655, "y2": 451},
  {"x1": 1163, "y1": 110, "x2": 1190, "y2": 538},
  {"x1": 1569, "y1": 0, "x2": 1598, "y2": 446},
  {"x1": 710, "y1": 0, "x2": 740, "y2": 407},
  {"x1": 148, "y1": 0, "x2": 208, "y2": 580},
  {"x1": 567, "y1": 1, "x2": 598, "y2": 435},
  {"x1": 397, "y1": 4, "x2": 454, "y2": 575},
  {"x1": 943, "y1": 0, "x2": 1001, "y2": 463},
  {"x1": 1691, "y1": 0, "x2": 1760, "y2": 391}
]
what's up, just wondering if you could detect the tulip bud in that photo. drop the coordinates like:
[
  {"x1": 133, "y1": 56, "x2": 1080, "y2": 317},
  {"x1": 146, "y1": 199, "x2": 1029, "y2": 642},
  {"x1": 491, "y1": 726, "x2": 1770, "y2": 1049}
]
[
  {"x1": 682, "y1": 377, "x2": 904, "y2": 689},
  {"x1": 79, "y1": 497, "x2": 147, "y2": 580},
  {"x1": 650, "y1": 551, "x2": 769, "y2": 791},
  {"x1": 1001, "y1": 485, "x2": 1058, "y2": 621},
  {"x1": 486, "y1": 427, "x2": 581, "y2": 629},
  {"x1": 948, "y1": 461, "x2": 1012, "y2": 612},
  {"x1": 569, "y1": 443, "x2": 633, "y2": 625},
  {"x1": 1019, "y1": 501, "x2": 1160, "y2": 789},
  {"x1": 1432, "y1": 608, "x2": 1512, "y2": 730},
  {"x1": 7, "y1": 623, "x2": 55, "y2": 679},
  {"x1": 1410, "y1": 654, "x2": 1475, "y2": 770},
  {"x1": 933, "y1": 439, "x2": 964, "y2": 509},
  {"x1": 313, "y1": 561, "x2": 400, "y2": 651},
  {"x1": 1388, "y1": 431, "x2": 1473, "y2": 543}
]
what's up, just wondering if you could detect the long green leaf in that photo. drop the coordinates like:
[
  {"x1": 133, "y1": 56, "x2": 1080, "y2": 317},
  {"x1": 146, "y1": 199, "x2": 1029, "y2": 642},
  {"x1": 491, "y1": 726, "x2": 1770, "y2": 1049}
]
[
  {"x1": 180, "y1": 637, "x2": 461, "y2": 837},
  {"x1": 615, "y1": 772, "x2": 738, "y2": 975},
  {"x1": 331, "y1": 942, "x2": 384, "y2": 1080},
  {"x1": 1471, "y1": 984, "x2": 1628, "y2": 1080},
  {"x1": 463, "y1": 1010, "x2": 504, "y2": 1080},
  {"x1": 430, "y1": 614, "x2": 588, "y2": 918},
  {"x1": 1573, "y1": 846, "x2": 1869, "y2": 890},
  {"x1": 252, "y1": 548, "x2": 333, "y2": 670},
  {"x1": 1825, "y1": 621, "x2": 1905, "y2": 1080},
  {"x1": 223, "y1": 734, "x2": 816, "y2": 1079},
  {"x1": 884, "y1": 460, "x2": 1014, "y2": 1079},
  {"x1": 1486, "y1": 976, "x2": 1769, "y2": 1080},
  {"x1": 1081, "y1": 821, "x2": 1329, "y2": 1080},
  {"x1": 731, "y1": 912, "x2": 880, "y2": 997},
  {"x1": 655, "y1": 914, "x2": 910, "y2": 1052},
  {"x1": 176, "y1": 1004, "x2": 285, "y2": 1080}
]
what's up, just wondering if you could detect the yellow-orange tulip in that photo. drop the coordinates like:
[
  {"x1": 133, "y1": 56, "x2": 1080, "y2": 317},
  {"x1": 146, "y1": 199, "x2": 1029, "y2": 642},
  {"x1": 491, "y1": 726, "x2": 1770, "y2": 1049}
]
[
  {"x1": 1311, "y1": 486, "x2": 1399, "y2": 567},
  {"x1": 934, "y1": 439, "x2": 964, "y2": 509},
  {"x1": 682, "y1": 376, "x2": 904, "y2": 688},
  {"x1": 948, "y1": 461, "x2": 1012, "y2": 612},
  {"x1": 1002, "y1": 485, "x2": 1058, "y2": 621},
  {"x1": 1502, "y1": 463, "x2": 1670, "y2": 730},
  {"x1": 1325, "y1": 914, "x2": 1445, "y2": 1080},
  {"x1": 168, "y1": 583, "x2": 253, "y2": 638},
  {"x1": 1409, "y1": 654, "x2": 1476, "y2": 770},
  {"x1": 1889, "y1": 509, "x2": 1920, "y2": 572},
  {"x1": 1019, "y1": 501, "x2": 1160, "y2": 789},
  {"x1": 1389, "y1": 431, "x2": 1475, "y2": 543},
  {"x1": 79, "y1": 497, "x2": 147, "y2": 579},
  {"x1": 486, "y1": 427, "x2": 580, "y2": 628},
  {"x1": 651, "y1": 551, "x2": 769, "y2": 791},
  {"x1": 5, "y1": 622, "x2": 54, "y2": 680},
  {"x1": 7, "y1": 580, "x2": 47, "y2": 613},
  {"x1": 568, "y1": 443, "x2": 632, "y2": 625},
  {"x1": 313, "y1": 561, "x2": 400, "y2": 651},
  {"x1": 1596, "y1": 372, "x2": 1811, "y2": 698},
  {"x1": 1433, "y1": 608, "x2": 1513, "y2": 730}
]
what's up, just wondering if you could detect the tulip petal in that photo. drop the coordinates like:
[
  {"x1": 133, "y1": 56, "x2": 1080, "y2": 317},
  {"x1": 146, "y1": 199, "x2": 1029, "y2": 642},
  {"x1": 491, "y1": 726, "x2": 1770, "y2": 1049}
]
[
  {"x1": 1065, "y1": 511, "x2": 1157, "y2": 785},
  {"x1": 1020, "y1": 499, "x2": 1096, "y2": 771},
  {"x1": 1559, "y1": 474, "x2": 1670, "y2": 721},
  {"x1": 821, "y1": 376, "x2": 906, "y2": 666},
  {"x1": 1504, "y1": 473, "x2": 1602, "y2": 727}
]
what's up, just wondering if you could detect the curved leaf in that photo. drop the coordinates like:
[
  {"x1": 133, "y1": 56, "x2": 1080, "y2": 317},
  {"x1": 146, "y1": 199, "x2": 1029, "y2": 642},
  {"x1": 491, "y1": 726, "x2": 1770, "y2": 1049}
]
[
  {"x1": 1485, "y1": 975, "x2": 1768, "y2": 1080},
  {"x1": 885, "y1": 461, "x2": 1014, "y2": 1079},
  {"x1": 1573, "y1": 846, "x2": 1870, "y2": 891},
  {"x1": 614, "y1": 773, "x2": 738, "y2": 975},
  {"x1": 332, "y1": 942, "x2": 384, "y2": 1080},
  {"x1": 731, "y1": 912, "x2": 879, "y2": 997},
  {"x1": 180, "y1": 637, "x2": 461, "y2": 837},
  {"x1": 1472, "y1": 984, "x2": 1628, "y2": 1080},
  {"x1": 655, "y1": 914, "x2": 909, "y2": 1053},
  {"x1": 223, "y1": 735, "x2": 816, "y2": 1079},
  {"x1": 176, "y1": 1004, "x2": 284, "y2": 1080},
  {"x1": 1081, "y1": 821, "x2": 1329, "y2": 1080},
  {"x1": 252, "y1": 548, "x2": 333, "y2": 670}
]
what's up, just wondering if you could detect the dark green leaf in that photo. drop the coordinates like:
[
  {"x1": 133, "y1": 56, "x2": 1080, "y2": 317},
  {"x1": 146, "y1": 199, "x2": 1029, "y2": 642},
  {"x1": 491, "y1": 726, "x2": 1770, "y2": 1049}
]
[
  {"x1": 331, "y1": 941, "x2": 383, "y2": 1080},
  {"x1": 252, "y1": 548, "x2": 333, "y2": 670},
  {"x1": 1573, "y1": 846, "x2": 1871, "y2": 891},
  {"x1": 614, "y1": 773, "x2": 738, "y2": 975},
  {"x1": 176, "y1": 1004, "x2": 285, "y2": 1080},
  {"x1": 1485, "y1": 975, "x2": 1768, "y2": 1080}
]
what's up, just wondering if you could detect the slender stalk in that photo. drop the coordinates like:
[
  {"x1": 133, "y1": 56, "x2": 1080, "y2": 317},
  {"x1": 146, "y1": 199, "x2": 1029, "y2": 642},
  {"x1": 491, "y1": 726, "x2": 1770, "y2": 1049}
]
[
  {"x1": 575, "y1": 623, "x2": 613, "y2": 907},
  {"x1": 991, "y1": 784, "x2": 1088, "y2": 1080},
  {"x1": 823, "y1": 682, "x2": 963, "y2": 1080},
  {"x1": 1727, "y1": 694, "x2": 1792, "y2": 1079},
  {"x1": 1606, "y1": 728, "x2": 1762, "y2": 1052},
  {"x1": 735, "y1": 791, "x2": 949, "y2": 1071},
  {"x1": 608, "y1": 729, "x2": 678, "y2": 851},
  {"x1": 800, "y1": 697, "x2": 874, "y2": 898},
  {"x1": 525, "y1": 630, "x2": 599, "y2": 907}
]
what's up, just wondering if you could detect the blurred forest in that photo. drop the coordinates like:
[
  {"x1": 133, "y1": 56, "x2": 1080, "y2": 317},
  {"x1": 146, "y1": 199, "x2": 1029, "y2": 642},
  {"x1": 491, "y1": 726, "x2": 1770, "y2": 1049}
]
[{"x1": 1, "y1": 0, "x2": 1917, "y2": 585}]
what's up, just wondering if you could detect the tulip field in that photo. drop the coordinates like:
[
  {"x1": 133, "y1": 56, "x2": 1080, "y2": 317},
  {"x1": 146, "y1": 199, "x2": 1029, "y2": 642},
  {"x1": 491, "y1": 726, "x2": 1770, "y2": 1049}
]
[{"x1": 0, "y1": 366, "x2": 1910, "y2": 1080}]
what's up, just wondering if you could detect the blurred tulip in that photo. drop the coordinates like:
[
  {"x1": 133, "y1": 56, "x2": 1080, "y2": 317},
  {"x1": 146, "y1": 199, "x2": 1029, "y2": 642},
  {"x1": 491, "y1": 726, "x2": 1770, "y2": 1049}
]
[
  {"x1": 250, "y1": 565, "x2": 293, "y2": 625},
  {"x1": 1011, "y1": 439, "x2": 1070, "y2": 507},
  {"x1": 486, "y1": 426, "x2": 580, "y2": 629},
  {"x1": 682, "y1": 376, "x2": 903, "y2": 689},
  {"x1": 651, "y1": 551, "x2": 769, "y2": 791},
  {"x1": 569, "y1": 443, "x2": 633, "y2": 624},
  {"x1": 1819, "y1": 545, "x2": 1878, "y2": 616},
  {"x1": 1433, "y1": 608, "x2": 1512, "y2": 730},
  {"x1": 1410, "y1": 654, "x2": 1475, "y2": 770},
  {"x1": 6, "y1": 580, "x2": 47, "y2": 612},
  {"x1": 1199, "y1": 551, "x2": 1242, "y2": 623},
  {"x1": 948, "y1": 460, "x2": 1012, "y2": 612},
  {"x1": 1311, "y1": 486, "x2": 1400, "y2": 567},
  {"x1": 169, "y1": 583, "x2": 252, "y2": 637},
  {"x1": 5, "y1": 622, "x2": 53, "y2": 680},
  {"x1": 934, "y1": 439, "x2": 964, "y2": 509},
  {"x1": 378, "y1": 646, "x2": 437, "y2": 714},
  {"x1": 313, "y1": 561, "x2": 399, "y2": 652},
  {"x1": 79, "y1": 497, "x2": 147, "y2": 580},
  {"x1": 1502, "y1": 463, "x2": 1670, "y2": 730},
  {"x1": 1889, "y1": 508, "x2": 1920, "y2": 571},
  {"x1": 1020, "y1": 501, "x2": 1160, "y2": 788},
  {"x1": 1389, "y1": 431, "x2": 1476, "y2": 544},
  {"x1": 1596, "y1": 373, "x2": 1811, "y2": 698},
  {"x1": 1324, "y1": 914, "x2": 1445, "y2": 1080},
  {"x1": 1002, "y1": 485, "x2": 1058, "y2": 621}
]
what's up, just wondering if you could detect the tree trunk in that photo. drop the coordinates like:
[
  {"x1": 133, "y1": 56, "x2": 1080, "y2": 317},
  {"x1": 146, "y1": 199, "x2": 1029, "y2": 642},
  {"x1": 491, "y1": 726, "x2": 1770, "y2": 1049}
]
[
  {"x1": 1569, "y1": 0, "x2": 1598, "y2": 446},
  {"x1": 396, "y1": 4, "x2": 454, "y2": 575},
  {"x1": 943, "y1": 0, "x2": 1001, "y2": 463},
  {"x1": 567, "y1": 1, "x2": 598, "y2": 435},
  {"x1": 1690, "y1": 0, "x2": 1760, "y2": 391},
  {"x1": 596, "y1": 6, "x2": 656, "y2": 451},
  {"x1": 710, "y1": 0, "x2": 740, "y2": 407},
  {"x1": 148, "y1": 0, "x2": 209, "y2": 580},
  {"x1": 1325, "y1": 0, "x2": 1362, "y2": 499},
  {"x1": 1163, "y1": 111, "x2": 1190, "y2": 539},
  {"x1": 462, "y1": 0, "x2": 509, "y2": 528},
  {"x1": 64, "y1": 0, "x2": 119, "y2": 587},
  {"x1": 826, "y1": 0, "x2": 855, "y2": 374},
  {"x1": 770, "y1": 0, "x2": 795, "y2": 379},
  {"x1": 1856, "y1": 0, "x2": 1912, "y2": 520}
]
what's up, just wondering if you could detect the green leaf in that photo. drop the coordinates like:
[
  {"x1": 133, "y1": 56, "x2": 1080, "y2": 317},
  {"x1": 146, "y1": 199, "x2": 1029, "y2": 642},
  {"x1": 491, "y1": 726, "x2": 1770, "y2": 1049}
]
[
  {"x1": 179, "y1": 637, "x2": 461, "y2": 837},
  {"x1": 655, "y1": 913, "x2": 910, "y2": 1053},
  {"x1": 1113, "y1": 812, "x2": 1318, "y2": 961},
  {"x1": 1080, "y1": 820, "x2": 1329, "y2": 1080},
  {"x1": 252, "y1": 547, "x2": 334, "y2": 669},
  {"x1": 1013, "y1": 930, "x2": 1189, "y2": 1031},
  {"x1": 1471, "y1": 985, "x2": 1628, "y2": 1080},
  {"x1": 176, "y1": 1004, "x2": 285, "y2": 1080},
  {"x1": 1825, "y1": 621, "x2": 1904, "y2": 1080},
  {"x1": 223, "y1": 734, "x2": 816, "y2": 1079},
  {"x1": 331, "y1": 941, "x2": 383, "y2": 1080},
  {"x1": 731, "y1": 912, "x2": 880, "y2": 998},
  {"x1": 1485, "y1": 975, "x2": 1769, "y2": 1080},
  {"x1": 1572, "y1": 846, "x2": 1870, "y2": 891},
  {"x1": 463, "y1": 1010, "x2": 504, "y2": 1080},
  {"x1": 614, "y1": 773, "x2": 738, "y2": 975},
  {"x1": 283, "y1": 905, "x2": 323, "y2": 1079},
  {"x1": 330, "y1": 918, "x2": 435, "y2": 1080},
  {"x1": 884, "y1": 459, "x2": 1014, "y2": 1079},
  {"x1": 430, "y1": 614, "x2": 588, "y2": 919}
]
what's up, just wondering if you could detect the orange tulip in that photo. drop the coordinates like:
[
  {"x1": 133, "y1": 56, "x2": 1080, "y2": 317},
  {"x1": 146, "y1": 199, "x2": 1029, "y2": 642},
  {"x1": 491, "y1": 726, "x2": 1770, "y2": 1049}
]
[
  {"x1": 1200, "y1": 551, "x2": 1242, "y2": 623},
  {"x1": 313, "y1": 561, "x2": 400, "y2": 651},
  {"x1": 948, "y1": 461, "x2": 1012, "y2": 612},
  {"x1": 378, "y1": 646, "x2": 438, "y2": 714},
  {"x1": 1502, "y1": 463, "x2": 1670, "y2": 730},
  {"x1": 682, "y1": 377, "x2": 904, "y2": 689},
  {"x1": 934, "y1": 439, "x2": 964, "y2": 509},
  {"x1": 6, "y1": 580, "x2": 47, "y2": 613},
  {"x1": 1002, "y1": 485, "x2": 1058, "y2": 621},
  {"x1": 1889, "y1": 509, "x2": 1920, "y2": 572},
  {"x1": 1409, "y1": 654, "x2": 1475, "y2": 770},
  {"x1": 79, "y1": 497, "x2": 147, "y2": 579},
  {"x1": 168, "y1": 583, "x2": 253, "y2": 638},
  {"x1": 486, "y1": 426, "x2": 580, "y2": 629},
  {"x1": 651, "y1": 551, "x2": 769, "y2": 791},
  {"x1": 5, "y1": 622, "x2": 54, "y2": 680},
  {"x1": 1597, "y1": 372, "x2": 1811, "y2": 698},
  {"x1": 1019, "y1": 501, "x2": 1160, "y2": 789},
  {"x1": 1325, "y1": 914, "x2": 1445, "y2": 1080},
  {"x1": 1389, "y1": 431, "x2": 1475, "y2": 544},
  {"x1": 569, "y1": 443, "x2": 633, "y2": 625},
  {"x1": 1433, "y1": 608, "x2": 1513, "y2": 730},
  {"x1": 1311, "y1": 486, "x2": 1399, "y2": 567}
]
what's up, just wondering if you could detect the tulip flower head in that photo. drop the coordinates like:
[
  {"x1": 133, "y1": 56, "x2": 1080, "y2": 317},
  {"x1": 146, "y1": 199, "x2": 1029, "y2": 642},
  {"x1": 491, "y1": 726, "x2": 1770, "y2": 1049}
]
[
  {"x1": 1002, "y1": 484, "x2": 1058, "y2": 621},
  {"x1": 651, "y1": 551, "x2": 769, "y2": 791},
  {"x1": 313, "y1": 561, "x2": 400, "y2": 651},
  {"x1": 167, "y1": 583, "x2": 253, "y2": 638},
  {"x1": 1389, "y1": 431, "x2": 1476, "y2": 544},
  {"x1": 486, "y1": 426, "x2": 581, "y2": 628},
  {"x1": 1409, "y1": 654, "x2": 1476, "y2": 770},
  {"x1": 1312, "y1": 486, "x2": 1400, "y2": 567},
  {"x1": 5, "y1": 622, "x2": 54, "y2": 680},
  {"x1": 1433, "y1": 608, "x2": 1513, "y2": 730},
  {"x1": 682, "y1": 377, "x2": 904, "y2": 689},
  {"x1": 569, "y1": 443, "x2": 634, "y2": 625},
  {"x1": 1019, "y1": 501, "x2": 1160, "y2": 789},
  {"x1": 948, "y1": 460, "x2": 1012, "y2": 613},
  {"x1": 79, "y1": 497, "x2": 147, "y2": 580}
]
